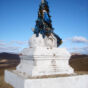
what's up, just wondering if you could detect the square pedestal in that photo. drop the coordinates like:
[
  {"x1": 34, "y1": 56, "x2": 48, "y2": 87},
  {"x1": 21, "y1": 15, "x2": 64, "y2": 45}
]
[{"x1": 5, "y1": 70, "x2": 88, "y2": 88}]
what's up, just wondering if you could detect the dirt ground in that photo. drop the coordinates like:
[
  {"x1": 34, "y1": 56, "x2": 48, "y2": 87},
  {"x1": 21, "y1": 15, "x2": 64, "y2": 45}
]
[{"x1": 0, "y1": 67, "x2": 15, "y2": 88}]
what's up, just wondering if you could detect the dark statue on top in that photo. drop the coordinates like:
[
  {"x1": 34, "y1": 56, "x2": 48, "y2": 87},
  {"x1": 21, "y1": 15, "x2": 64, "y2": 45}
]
[{"x1": 33, "y1": 0, "x2": 62, "y2": 47}]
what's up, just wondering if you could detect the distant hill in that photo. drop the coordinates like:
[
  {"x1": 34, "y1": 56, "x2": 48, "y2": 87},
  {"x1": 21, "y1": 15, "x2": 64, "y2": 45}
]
[
  {"x1": 0, "y1": 52, "x2": 20, "y2": 60},
  {"x1": 0, "y1": 52, "x2": 88, "y2": 71},
  {"x1": 0, "y1": 52, "x2": 20, "y2": 68},
  {"x1": 70, "y1": 54, "x2": 88, "y2": 71}
]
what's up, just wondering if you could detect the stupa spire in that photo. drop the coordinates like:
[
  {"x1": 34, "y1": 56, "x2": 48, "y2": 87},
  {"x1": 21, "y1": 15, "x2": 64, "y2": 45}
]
[
  {"x1": 33, "y1": 0, "x2": 62, "y2": 47},
  {"x1": 41, "y1": 0, "x2": 45, "y2": 3}
]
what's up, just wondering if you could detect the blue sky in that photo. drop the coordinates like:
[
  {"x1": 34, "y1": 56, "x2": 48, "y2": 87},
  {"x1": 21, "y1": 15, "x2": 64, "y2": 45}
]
[{"x1": 0, "y1": 0, "x2": 88, "y2": 54}]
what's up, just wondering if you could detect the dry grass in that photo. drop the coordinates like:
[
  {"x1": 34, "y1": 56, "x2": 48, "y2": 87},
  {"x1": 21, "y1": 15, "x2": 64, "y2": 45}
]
[{"x1": 0, "y1": 67, "x2": 15, "y2": 88}]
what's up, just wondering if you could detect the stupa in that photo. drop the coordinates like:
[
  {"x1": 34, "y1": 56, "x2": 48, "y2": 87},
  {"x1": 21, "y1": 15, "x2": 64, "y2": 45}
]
[
  {"x1": 16, "y1": 0, "x2": 74, "y2": 76},
  {"x1": 5, "y1": 0, "x2": 88, "y2": 88}
]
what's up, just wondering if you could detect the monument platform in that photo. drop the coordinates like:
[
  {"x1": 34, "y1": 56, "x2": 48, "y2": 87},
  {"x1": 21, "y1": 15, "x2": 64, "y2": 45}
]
[{"x1": 5, "y1": 70, "x2": 88, "y2": 88}]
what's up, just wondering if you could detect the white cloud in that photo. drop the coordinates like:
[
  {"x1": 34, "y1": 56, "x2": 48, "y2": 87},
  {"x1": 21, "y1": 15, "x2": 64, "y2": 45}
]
[
  {"x1": 0, "y1": 40, "x2": 5, "y2": 42},
  {"x1": 70, "y1": 36, "x2": 88, "y2": 43},
  {"x1": 0, "y1": 40, "x2": 28, "y2": 53},
  {"x1": 64, "y1": 36, "x2": 88, "y2": 43},
  {"x1": 0, "y1": 40, "x2": 28, "y2": 45},
  {"x1": 68, "y1": 46, "x2": 88, "y2": 55},
  {"x1": 0, "y1": 46, "x2": 21, "y2": 53},
  {"x1": 0, "y1": 42, "x2": 6, "y2": 46},
  {"x1": 0, "y1": 40, "x2": 6, "y2": 46},
  {"x1": 11, "y1": 40, "x2": 28, "y2": 45}
]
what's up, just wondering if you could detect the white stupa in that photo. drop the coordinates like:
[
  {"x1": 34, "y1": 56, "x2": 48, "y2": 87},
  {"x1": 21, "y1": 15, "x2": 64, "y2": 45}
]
[
  {"x1": 16, "y1": 33, "x2": 74, "y2": 77},
  {"x1": 5, "y1": 0, "x2": 88, "y2": 88}
]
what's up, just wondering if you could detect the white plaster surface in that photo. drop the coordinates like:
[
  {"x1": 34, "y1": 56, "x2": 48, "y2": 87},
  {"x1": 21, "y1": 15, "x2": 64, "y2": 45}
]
[
  {"x1": 29, "y1": 34, "x2": 57, "y2": 48},
  {"x1": 15, "y1": 34, "x2": 74, "y2": 76},
  {"x1": 5, "y1": 34, "x2": 75, "y2": 88},
  {"x1": 5, "y1": 70, "x2": 88, "y2": 88},
  {"x1": 16, "y1": 47, "x2": 74, "y2": 76}
]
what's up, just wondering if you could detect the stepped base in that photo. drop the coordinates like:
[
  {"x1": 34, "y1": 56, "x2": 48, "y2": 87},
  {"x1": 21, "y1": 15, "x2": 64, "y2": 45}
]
[
  {"x1": 5, "y1": 70, "x2": 88, "y2": 88},
  {"x1": 16, "y1": 48, "x2": 74, "y2": 77}
]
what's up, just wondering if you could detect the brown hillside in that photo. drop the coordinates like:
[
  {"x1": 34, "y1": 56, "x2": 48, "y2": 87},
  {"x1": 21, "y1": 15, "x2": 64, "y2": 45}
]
[
  {"x1": 70, "y1": 55, "x2": 88, "y2": 71},
  {"x1": 0, "y1": 52, "x2": 20, "y2": 68}
]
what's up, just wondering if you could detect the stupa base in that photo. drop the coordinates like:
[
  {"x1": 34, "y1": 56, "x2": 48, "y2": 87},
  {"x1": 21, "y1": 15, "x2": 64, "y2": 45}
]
[
  {"x1": 16, "y1": 48, "x2": 74, "y2": 77},
  {"x1": 5, "y1": 70, "x2": 88, "y2": 88}
]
